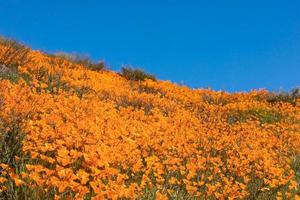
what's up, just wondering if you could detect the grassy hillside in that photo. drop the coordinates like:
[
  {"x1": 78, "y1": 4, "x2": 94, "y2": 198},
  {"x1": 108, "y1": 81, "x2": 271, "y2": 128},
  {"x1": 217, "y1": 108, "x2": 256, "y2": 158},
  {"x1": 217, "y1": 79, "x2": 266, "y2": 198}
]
[{"x1": 0, "y1": 38, "x2": 299, "y2": 200}]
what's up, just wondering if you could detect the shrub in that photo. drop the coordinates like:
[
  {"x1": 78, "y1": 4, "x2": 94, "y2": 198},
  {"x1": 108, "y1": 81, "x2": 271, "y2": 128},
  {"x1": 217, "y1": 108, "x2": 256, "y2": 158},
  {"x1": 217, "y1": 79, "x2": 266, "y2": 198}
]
[
  {"x1": 0, "y1": 122, "x2": 56, "y2": 199},
  {"x1": 202, "y1": 94, "x2": 229, "y2": 106},
  {"x1": 0, "y1": 114, "x2": 26, "y2": 199},
  {"x1": 0, "y1": 64, "x2": 19, "y2": 83},
  {"x1": 42, "y1": 72, "x2": 69, "y2": 94},
  {"x1": 291, "y1": 155, "x2": 300, "y2": 189},
  {"x1": 54, "y1": 52, "x2": 105, "y2": 71},
  {"x1": 248, "y1": 108, "x2": 282, "y2": 124},
  {"x1": 227, "y1": 108, "x2": 282, "y2": 125},
  {"x1": 116, "y1": 96, "x2": 153, "y2": 114},
  {"x1": 0, "y1": 95, "x2": 56, "y2": 200},
  {"x1": 120, "y1": 66, "x2": 156, "y2": 81},
  {"x1": 137, "y1": 84, "x2": 165, "y2": 97},
  {"x1": 0, "y1": 36, "x2": 30, "y2": 67},
  {"x1": 74, "y1": 86, "x2": 92, "y2": 99},
  {"x1": 267, "y1": 88, "x2": 300, "y2": 105}
]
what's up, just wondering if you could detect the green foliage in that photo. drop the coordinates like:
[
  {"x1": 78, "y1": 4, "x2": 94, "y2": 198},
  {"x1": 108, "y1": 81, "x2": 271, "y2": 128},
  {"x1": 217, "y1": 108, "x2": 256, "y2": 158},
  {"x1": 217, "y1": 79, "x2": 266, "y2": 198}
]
[
  {"x1": 74, "y1": 86, "x2": 92, "y2": 99},
  {"x1": 31, "y1": 67, "x2": 69, "y2": 94},
  {"x1": 267, "y1": 88, "x2": 300, "y2": 105},
  {"x1": 0, "y1": 100, "x2": 57, "y2": 200},
  {"x1": 116, "y1": 96, "x2": 153, "y2": 114},
  {"x1": 0, "y1": 65, "x2": 31, "y2": 84},
  {"x1": 0, "y1": 121, "x2": 24, "y2": 170},
  {"x1": 0, "y1": 67, "x2": 19, "y2": 83},
  {"x1": 137, "y1": 187, "x2": 197, "y2": 200},
  {"x1": 137, "y1": 84, "x2": 165, "y2": 98},
  {"x1": 54, "y1": 52, "x2": 106, "y2": 71},
  {"x1": 0, "y1": 116, "x2": 26, "y2": 199},
  {"x1": 0, "y1": 36, "x2": 30, "y2": 67},
  {"x1": 121, "y1": 66, "x2": 156, "y2": 81},
  {"x1": 138, "y1": 188, "x2": 157, "y2": 200},
  {"x1": 227, "y1": 108, "x2": 282, "y2": 125},
  {"x1": 202, "y1": 94, "x2": 229, "y2": 106},
  {"x1": 248, "y1": 108, "x2": 282, "y2": 124},
  {"x1": 291, "y1": 154, "x2": 300, "y2": 195},
  {"x1": 42, "y1": 72, "x2": 68, "y2": 94}
]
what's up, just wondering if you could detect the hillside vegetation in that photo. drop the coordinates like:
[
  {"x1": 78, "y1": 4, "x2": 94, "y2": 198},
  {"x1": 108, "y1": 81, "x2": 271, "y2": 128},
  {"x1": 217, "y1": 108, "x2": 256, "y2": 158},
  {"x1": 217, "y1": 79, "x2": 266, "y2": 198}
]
[{"x1": 0, "y1": 38, "x2": 300, "y2": 200}]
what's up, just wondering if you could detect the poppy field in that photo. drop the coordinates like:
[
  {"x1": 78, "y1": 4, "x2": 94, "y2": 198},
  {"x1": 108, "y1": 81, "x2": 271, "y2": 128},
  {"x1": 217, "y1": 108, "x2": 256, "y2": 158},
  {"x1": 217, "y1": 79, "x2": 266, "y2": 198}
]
[{"x1": 0, "y1": 38, "x2": 299, "y2": 199}]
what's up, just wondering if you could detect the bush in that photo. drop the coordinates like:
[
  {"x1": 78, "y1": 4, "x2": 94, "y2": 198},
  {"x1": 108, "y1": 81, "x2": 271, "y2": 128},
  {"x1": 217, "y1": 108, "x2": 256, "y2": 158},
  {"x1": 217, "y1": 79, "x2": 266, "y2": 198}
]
[
  {"x1": 267, "y1": 88, "x2": 300, "y2": 105},
  {"x1": 116, "y1": 96, "x2": 153, "y2": 114},
  {"x1": 137, "y1": 84, "x2": 165, "y2": 97},
  {"x1": 0, "y1": 121, "x2": 56, "y2": 200},
  {"x1": 202, "y1": 94, "x2": 229, "y2": 106},
  {"x1": 0, "y1": 36, "x2": 30, "y2": 67},
  {"x1": 54, "y1": 52, "x2": 105, "y2": 71},
  {"x1": 0, "y1": 64, "x2": 19, "y2": 83},
  {"x1": 120, "y1": 66, "x2": 156, "y2": 81},
  {"x1": 227, "y1": 108, "x2": 282, "y2": 125}
]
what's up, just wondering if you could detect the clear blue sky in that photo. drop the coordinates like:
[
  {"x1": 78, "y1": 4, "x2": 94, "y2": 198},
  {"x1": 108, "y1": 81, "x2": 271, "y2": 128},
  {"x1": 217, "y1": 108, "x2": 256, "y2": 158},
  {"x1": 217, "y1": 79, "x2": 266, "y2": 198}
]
[{"x1": 0, "y1": 0, "x2": 299, "y2": 92}]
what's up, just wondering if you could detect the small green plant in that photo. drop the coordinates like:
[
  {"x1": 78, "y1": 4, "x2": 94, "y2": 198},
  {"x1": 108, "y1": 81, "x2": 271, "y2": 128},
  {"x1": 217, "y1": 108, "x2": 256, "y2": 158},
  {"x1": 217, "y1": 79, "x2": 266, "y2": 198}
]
[{"x1": 121, "y1": 66, "x2": 156, "y2": 81}]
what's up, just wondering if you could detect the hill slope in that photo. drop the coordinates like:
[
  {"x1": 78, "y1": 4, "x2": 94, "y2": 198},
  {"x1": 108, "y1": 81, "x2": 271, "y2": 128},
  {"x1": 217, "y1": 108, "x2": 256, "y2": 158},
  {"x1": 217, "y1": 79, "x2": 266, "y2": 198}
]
[{"x1": 0, "y1": 39, "x2": 300, "y2": 199}]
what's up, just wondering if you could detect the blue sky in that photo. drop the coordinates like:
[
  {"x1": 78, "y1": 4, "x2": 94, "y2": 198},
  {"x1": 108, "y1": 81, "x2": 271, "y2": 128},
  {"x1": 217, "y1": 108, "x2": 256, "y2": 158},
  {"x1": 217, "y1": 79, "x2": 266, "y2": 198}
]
[{"x1": 0, "y1": 0, "x2": 299, "y2": 92}]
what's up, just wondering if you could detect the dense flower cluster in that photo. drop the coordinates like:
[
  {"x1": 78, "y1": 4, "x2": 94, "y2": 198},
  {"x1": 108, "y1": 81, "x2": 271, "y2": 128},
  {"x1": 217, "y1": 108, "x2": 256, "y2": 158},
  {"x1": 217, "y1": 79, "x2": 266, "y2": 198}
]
[{"x1": 0, "y1": 43, "x2": 300, "y2": 199}]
